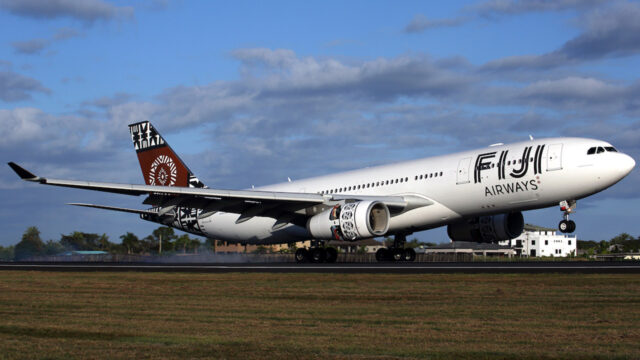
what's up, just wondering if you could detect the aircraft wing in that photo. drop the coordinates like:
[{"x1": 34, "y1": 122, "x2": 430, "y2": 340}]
[{"x1": 8, "y1": 163, "x2": 431, "y2": 222}]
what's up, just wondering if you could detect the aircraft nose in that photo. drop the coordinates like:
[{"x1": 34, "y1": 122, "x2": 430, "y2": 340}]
[{"x1": 619, "y1": 154, "x2": 636, "y2": 175}]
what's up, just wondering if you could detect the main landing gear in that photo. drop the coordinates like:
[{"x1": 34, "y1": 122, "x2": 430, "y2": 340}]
[
  {"x1": 294, "y1": 240, "x2": 337, "y2": 263},
  {"x1": 375, "y1": 234, "x2": 416, "y2": 262},
  {"x1": 558, "y1": 200, "x2": 577, "y2": 233}
]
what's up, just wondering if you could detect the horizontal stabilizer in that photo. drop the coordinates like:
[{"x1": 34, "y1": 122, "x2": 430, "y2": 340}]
[{"x1": 68, "y1": 203, "x2": 157, "y2": 215}]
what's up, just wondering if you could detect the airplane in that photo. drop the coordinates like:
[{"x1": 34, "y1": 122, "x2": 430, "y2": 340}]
[{"x1": 8, "y1": 121, "x2": 635, "y2": 263}]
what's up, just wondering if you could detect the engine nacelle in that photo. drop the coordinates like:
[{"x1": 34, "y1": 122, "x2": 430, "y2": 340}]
[
  {"x1": 447, "y1": 212, "x2": 524, "y2": 243},
  {"x1": 307, "y1": 201, "x2": 390, "y2": 241}
]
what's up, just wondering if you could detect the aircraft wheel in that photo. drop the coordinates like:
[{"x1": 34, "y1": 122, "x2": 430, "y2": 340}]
[
  {"x1": 295, "y1": 248, "x2": 309, "y2": 263},
  {"x1": 403, "y1": 248, "x2": 416, "y2": 262},
  {"x1": 325, "y1": 247, "x2": 338, "y2": 263},
  {"x1": 567, "y1": 220, "x2": 576, "y2": 233},
  {"x1": 392, "y1": 248, "x2": 405, "y2": 262},
  {"x1": 310, "y1": 248, "x2": 326, "y2": 263},
  {"x1": 376, "y1": 248, "x2": 389, "y2": 262},
  {"x1": 558, "y1": 220, "x2": 569, "y2": 233}
]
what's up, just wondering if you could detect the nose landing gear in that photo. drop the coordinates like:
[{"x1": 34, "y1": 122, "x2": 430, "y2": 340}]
[{"x1": 558, "y1": 200, "x2": 576, "y2": 233}]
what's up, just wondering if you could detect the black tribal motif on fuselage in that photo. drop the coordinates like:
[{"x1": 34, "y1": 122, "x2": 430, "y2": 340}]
[
  {"x1": 173, "y1": 207, "x2": 202, "y2": 234},
  {"x1": 140, "y1": 206, "x2": 203, "y2": 236}
]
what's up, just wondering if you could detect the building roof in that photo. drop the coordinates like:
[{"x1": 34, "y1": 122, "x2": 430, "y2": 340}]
[
  {"x1": 523, "y1": 223, "x2": 557, "y2": 232},
  {"x1": 63, "y1": 250, "x2": 108, "y2": 255}
]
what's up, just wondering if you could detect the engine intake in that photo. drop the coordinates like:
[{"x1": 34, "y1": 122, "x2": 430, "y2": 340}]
[
  {"x1": 447, "y1": 212, "x2": 524, "y2": 243},
  {"x1": 307, "y1": 201, "x2": 390, "y2": 241}
]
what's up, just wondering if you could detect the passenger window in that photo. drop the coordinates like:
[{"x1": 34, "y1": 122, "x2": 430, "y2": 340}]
[
  {"x1": 587, "y1": 147, "x2": 596, "y2": 155},
  {"x1": 440, "y1": 172, "x2": 443, "y2": 176}
]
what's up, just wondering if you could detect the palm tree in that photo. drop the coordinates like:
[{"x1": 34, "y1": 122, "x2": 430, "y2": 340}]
[{"x1": 120, "y1": 232, "x2": 139, "y2": 254}]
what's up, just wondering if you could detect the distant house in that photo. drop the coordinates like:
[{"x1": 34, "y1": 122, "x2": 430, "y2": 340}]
[
  {"x1": 498, "y1": 224, "x2": 577, "y2": 257},
  {"x1": 608, "y1": 243, "x2": 625, "y2": 253}
]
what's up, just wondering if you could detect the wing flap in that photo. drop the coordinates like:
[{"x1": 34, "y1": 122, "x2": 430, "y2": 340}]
[{"x1": 68, "y1": 203, "x2": 157, "y2": 215}]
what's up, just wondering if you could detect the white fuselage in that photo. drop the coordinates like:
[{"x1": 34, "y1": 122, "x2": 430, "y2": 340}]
[{"x1": 196, "y1": 138, "x2": 635, "y2": 244}]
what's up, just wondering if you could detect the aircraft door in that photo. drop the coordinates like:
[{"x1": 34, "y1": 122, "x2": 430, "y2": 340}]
[
  {"x1": 547, "y1": 143, "x2": 563, "y2": 171},
  {"x1": 456, "y1": 157, "x2": 472, "y2": 184}
]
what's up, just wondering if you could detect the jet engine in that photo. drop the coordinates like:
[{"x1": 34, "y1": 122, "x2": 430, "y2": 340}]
[
  {"x1": 307, "y1": 201, "x2": 390, "y2": 241},
  {"x1": 447, "y1": 212, "x2": 524, "y2": 243}
]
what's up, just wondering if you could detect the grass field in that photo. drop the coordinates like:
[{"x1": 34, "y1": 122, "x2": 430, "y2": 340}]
[{"x1": 0, "y1": 272, "x2": 638, "y2": 359}]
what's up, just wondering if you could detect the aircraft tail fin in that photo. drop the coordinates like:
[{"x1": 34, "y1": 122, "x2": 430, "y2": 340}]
[{"x1": 128, "y1": 121, "x2": 206, "y2": 188}]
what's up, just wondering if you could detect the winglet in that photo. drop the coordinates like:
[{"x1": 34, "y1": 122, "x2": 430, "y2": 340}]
[{"x1": 7, "y1": 162, "x2": 41, "y2": 181}]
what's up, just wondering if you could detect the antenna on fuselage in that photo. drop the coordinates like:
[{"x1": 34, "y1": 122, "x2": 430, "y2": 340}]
[
  {"x1": 287, "y1": 177, "x2": 292, "y2": 182},
  {"x1": 529, "y1": 135, "x2": 534, "y2": 140}
]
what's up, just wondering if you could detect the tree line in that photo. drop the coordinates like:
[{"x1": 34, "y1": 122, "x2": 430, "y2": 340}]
[
  {"x1": 0, "y1": 226, "x2": 211, "y2": 261},
  {"x1": 577, "y1": 233, "x2": 640, "y2": 255},
  {"x1": 0, "y1": 227, "x2": 639, "y2": 261}
]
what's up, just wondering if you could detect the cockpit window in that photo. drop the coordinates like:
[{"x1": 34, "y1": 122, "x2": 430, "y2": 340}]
[{"x1": 588, "y1": 146, "x2": 618, "y2": 155}]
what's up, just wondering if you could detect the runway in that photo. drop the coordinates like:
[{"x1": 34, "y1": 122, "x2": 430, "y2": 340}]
[{"x1": 1, "y1": 261, "x2": 639, "y2": 273}]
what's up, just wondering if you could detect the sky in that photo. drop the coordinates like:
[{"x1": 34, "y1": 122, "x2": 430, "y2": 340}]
[{"x1": 0, "y1": 0, "x2": 639, "y2": 246}]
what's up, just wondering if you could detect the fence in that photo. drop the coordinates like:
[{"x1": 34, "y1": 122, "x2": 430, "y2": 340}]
[
  {"x1": 25, "y1": 252, "x2": 473, "y2": 263},
  {"x1": 338, "y1": 253, "x2": 473, "y2": 263}
]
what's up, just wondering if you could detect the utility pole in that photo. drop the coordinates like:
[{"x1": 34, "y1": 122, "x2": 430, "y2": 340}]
[{"x1": 159, "y1": 233, "x2": 162, "y2": 254}]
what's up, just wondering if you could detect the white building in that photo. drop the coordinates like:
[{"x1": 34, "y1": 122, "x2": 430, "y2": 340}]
[{"x1": 499, "y1": 224, "x2": 577, "y2": 257}]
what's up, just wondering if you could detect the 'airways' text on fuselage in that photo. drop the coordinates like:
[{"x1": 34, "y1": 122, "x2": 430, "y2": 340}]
[{"x1": 485, "y1": 179, "x2": 538, "y2": 197}]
